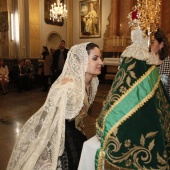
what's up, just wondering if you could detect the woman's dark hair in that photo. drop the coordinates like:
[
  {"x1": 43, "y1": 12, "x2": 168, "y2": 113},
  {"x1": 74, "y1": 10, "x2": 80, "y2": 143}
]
[
  {"x1": 86, "y1": 42, "x2": 99, "y2": 55},
  {"x1": 0, "y1": 59, "x2": 5, "y2": 67},
  {"x1": 154, "y1": 28, "x2": 169, "y2": 60},
  {"x1": 43, "y1": 46, "x2": 50, "y2": 55}
]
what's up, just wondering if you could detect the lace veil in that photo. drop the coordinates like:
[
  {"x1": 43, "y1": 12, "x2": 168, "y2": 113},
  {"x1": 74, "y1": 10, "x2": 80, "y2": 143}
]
[
  {"x1": 7, "y1": 42, "x2": 99, "y2": 170},
  {"x1": 121, "y1": 28, "x2": 149, "y2": 60},
  {"x1": 121, "y1": 28, "x2": 161, "y2": 65}
]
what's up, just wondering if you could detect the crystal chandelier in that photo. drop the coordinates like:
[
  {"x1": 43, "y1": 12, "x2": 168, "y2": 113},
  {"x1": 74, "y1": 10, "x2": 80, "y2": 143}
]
[{"x1": 49, "y1": 0, "x2": 68, "y2": 22}]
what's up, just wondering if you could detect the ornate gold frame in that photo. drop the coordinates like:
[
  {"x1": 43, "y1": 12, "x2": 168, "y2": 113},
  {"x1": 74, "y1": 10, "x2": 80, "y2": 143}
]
[{"x1": 79, "y1": 0, "x2": 101, "y2": 38}]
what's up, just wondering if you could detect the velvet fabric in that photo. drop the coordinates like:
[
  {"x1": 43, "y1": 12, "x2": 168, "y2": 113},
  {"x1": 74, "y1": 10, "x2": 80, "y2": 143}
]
[
  {"x1": 96, "y1": 57, "x2": 170, "y2": 170},
  {"x1": 57, "y1": 120, "x2": 87, "y2": 170}
]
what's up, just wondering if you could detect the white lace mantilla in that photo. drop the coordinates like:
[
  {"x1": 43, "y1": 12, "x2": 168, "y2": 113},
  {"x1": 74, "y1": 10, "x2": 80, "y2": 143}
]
[
  {"x1": 7, "y1": 42, "x2": 99, "y2": 170},
  {"x1": 121, "y1": 29, "x2": 162, "y2": 65}
]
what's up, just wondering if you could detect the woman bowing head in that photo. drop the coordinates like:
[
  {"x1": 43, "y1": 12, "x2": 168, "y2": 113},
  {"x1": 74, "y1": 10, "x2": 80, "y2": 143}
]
[{"x1": 7, "y1": 42, "x2": 103, "y2": 170}]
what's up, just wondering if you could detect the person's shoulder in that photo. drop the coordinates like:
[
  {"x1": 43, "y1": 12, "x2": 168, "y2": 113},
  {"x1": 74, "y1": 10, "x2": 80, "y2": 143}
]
[
  {"x1": 60, "y1": 78, "x2": 73, "y2": 87},
  {"x1": 50, "y1": 79, "x2": 74, "y2": 92},
  {"x1": 53, "y1": 49, "x2": 60, "y2": 54},
  {"x1": 64, "y1": 78, "x2": 74, "y2": 87},
  {"x1": 64, "y1": 48, "x2": 69, "y2": 52},
  {"x1": 52, "y1": 50, "x2": 59, "y2": 58},
  {"x1": 56, "y1": 48, "x2": 60, "y2": 51}
]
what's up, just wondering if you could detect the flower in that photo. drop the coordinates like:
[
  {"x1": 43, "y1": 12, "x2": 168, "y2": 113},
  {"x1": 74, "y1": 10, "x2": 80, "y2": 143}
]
[
  {"x1": 124, "y1": 139, "x2": 131, "y2": 147},
  {"x1": 120, "y1": 86, "x2": 127, "y2": 94}
]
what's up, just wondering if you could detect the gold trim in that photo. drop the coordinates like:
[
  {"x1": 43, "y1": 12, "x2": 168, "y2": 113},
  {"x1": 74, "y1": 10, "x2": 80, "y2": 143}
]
[
  {"x1": 97, "y1": 66, "x2": 160, "y2": 170},
  {"x1": 96, "y1": 65, "x2": 157, "y2": 133},
  {"x1": 105, "y1": 159, "x2": 133, "y2": 170},
  {"x1": 121, "y1": 47, "x2": 150, "y2": 61},
  {"x1": 79, "y1": 0, "x2": 101, "y2": 38},
  {"x1": 128, "y1": 0, "x2": 161, "y2": 35},
  {"x1": 97, "y1": 150, "x2": 105, "y2": 170}
]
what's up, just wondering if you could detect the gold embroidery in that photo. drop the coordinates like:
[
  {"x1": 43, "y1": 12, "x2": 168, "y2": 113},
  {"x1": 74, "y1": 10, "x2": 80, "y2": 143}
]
[
  {"x1": 104, "y1": 132, "x2": 168, "y2": 169},
  {"x1": 96, "y1": 65, "x2": 157, "y2": 134},
  {"x1": 96, "y1": 59, "x2": 137, "y2": 134},
  {"x1": 155, "y1": 85, "x2": 170, "y2": 162},
  {"x1": 104, "y1": 73, "x2": 160, "y2": 145},
  {"x1": 119, "y1": 86, "x2": 127, "y2": 94},
  {"x1": 97, "y1": 66, "x2": 162, "y2": 170},
  {"x1": 75, "y1": 91, "x2": 90, "y2": 130}
]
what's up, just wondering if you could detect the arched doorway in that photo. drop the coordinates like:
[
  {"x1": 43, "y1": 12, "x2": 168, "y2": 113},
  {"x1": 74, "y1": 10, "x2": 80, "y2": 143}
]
[{"x1": 46, "y1": 32, "x2": 61, "y2": 51}]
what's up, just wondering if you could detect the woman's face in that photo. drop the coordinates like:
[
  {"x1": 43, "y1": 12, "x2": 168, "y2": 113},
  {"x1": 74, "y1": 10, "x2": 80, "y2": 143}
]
[
  {"x1": 86, "y1": 47, "x2": 103, "y2": 76},
  {"x1": 151, "y1": 38, "x2": 163, "y2": 54}
]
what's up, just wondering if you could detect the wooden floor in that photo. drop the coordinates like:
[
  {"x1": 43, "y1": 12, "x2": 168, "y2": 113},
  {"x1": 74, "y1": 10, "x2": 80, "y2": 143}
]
[{"x1": 0, "y1": 83, "x2": 111, "y2": 170}]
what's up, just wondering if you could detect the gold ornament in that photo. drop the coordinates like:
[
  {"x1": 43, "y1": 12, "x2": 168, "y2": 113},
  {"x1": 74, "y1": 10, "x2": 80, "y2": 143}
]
[{"x1": 128, "y1": 0, "x2": 161, "y2": 36}]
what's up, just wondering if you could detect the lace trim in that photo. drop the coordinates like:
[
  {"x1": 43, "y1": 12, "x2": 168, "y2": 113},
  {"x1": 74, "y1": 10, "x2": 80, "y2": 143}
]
[
  {"x1": 7, "y1": 42, "x2": 99, "y2": 170},
  {"x1": 121, "y1": 29, "x2": 162, "y2": 65}
]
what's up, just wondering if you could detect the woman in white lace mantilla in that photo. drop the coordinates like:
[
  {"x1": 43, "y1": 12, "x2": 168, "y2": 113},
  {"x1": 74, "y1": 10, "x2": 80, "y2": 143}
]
[{"x1": 7, "y1": 42, "x2": 103, "y2": 170}]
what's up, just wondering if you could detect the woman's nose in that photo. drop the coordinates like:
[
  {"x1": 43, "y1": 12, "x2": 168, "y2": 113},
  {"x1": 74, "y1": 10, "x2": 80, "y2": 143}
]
[{"x1": 99, "y1": 59, "x2": 104, "y2": 66}]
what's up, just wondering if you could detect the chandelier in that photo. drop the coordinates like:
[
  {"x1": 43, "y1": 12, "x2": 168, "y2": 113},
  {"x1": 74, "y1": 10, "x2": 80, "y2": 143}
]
[{"x1": 49, "y1": 0, "x2": 68, "y2": 22}]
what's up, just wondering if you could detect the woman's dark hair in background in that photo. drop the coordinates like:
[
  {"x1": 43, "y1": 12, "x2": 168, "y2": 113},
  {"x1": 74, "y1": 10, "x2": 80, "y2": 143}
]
[
  {"x1": 43, "y1": 46, "x2": 50, "y2": 55},
  {"x1": 42, "y1": 46, "x2": 50, "y2": 60},
  {"x1": 154, "y1": 28, "x2": 169, "y2": 60},
  {"x1": 0, "y1": 59, "x2": 5, "y2": 67},
  {"x1": 86, "y1": 42, "x2": 99, "y2": 55}
]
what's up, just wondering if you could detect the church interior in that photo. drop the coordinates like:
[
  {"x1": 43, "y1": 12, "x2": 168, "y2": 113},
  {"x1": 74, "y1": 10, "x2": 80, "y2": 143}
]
[{"x1": 0, "y1": 0, "x2": 170, "y2": 169}]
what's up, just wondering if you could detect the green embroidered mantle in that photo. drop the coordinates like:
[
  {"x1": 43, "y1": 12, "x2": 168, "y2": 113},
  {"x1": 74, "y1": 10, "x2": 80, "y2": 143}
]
[{"x1": 95, "y1": 57, "x2": 170, "y2": 170}]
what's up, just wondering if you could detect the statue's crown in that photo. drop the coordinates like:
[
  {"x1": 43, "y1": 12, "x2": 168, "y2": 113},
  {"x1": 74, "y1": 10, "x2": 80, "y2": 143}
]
[{"x1": 128, "y1": 0, "x2": 161, "y2": 35}]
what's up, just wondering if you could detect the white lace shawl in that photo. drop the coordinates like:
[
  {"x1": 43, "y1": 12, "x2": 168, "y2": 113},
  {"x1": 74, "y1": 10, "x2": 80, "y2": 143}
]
[
  {"x1": 7, "y1": 42, "x2": 99, "y2": 170},
  {"x1": 121, "y1": 29, "x2": 162, "y2": 65}
]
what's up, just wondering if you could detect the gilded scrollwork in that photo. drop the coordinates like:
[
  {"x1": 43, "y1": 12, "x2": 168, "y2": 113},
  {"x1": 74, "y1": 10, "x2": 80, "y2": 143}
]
[
  {"x1": 96, "y1": 58, "x2": 137, "y2": 137},
  {"x1": 105, "y1": 131, "x2": 168, "y2": 169},
  {"x1": 155, "y1": 85, "x2": 170, "y2": 160}
]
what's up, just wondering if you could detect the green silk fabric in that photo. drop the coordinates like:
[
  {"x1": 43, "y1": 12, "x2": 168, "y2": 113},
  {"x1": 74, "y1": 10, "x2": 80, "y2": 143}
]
[{"x1": 95, "y1": 57, "x2": 170, "y2": 170}]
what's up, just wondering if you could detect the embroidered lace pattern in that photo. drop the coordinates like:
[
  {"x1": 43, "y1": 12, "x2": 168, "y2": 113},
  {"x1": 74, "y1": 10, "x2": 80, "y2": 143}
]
[
  {"x1": 7, "y1": 42, "x2": 99, "y2": 170},
  {"x1": 121, "y1": 29, "x2": 162, "y2": 65}
]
